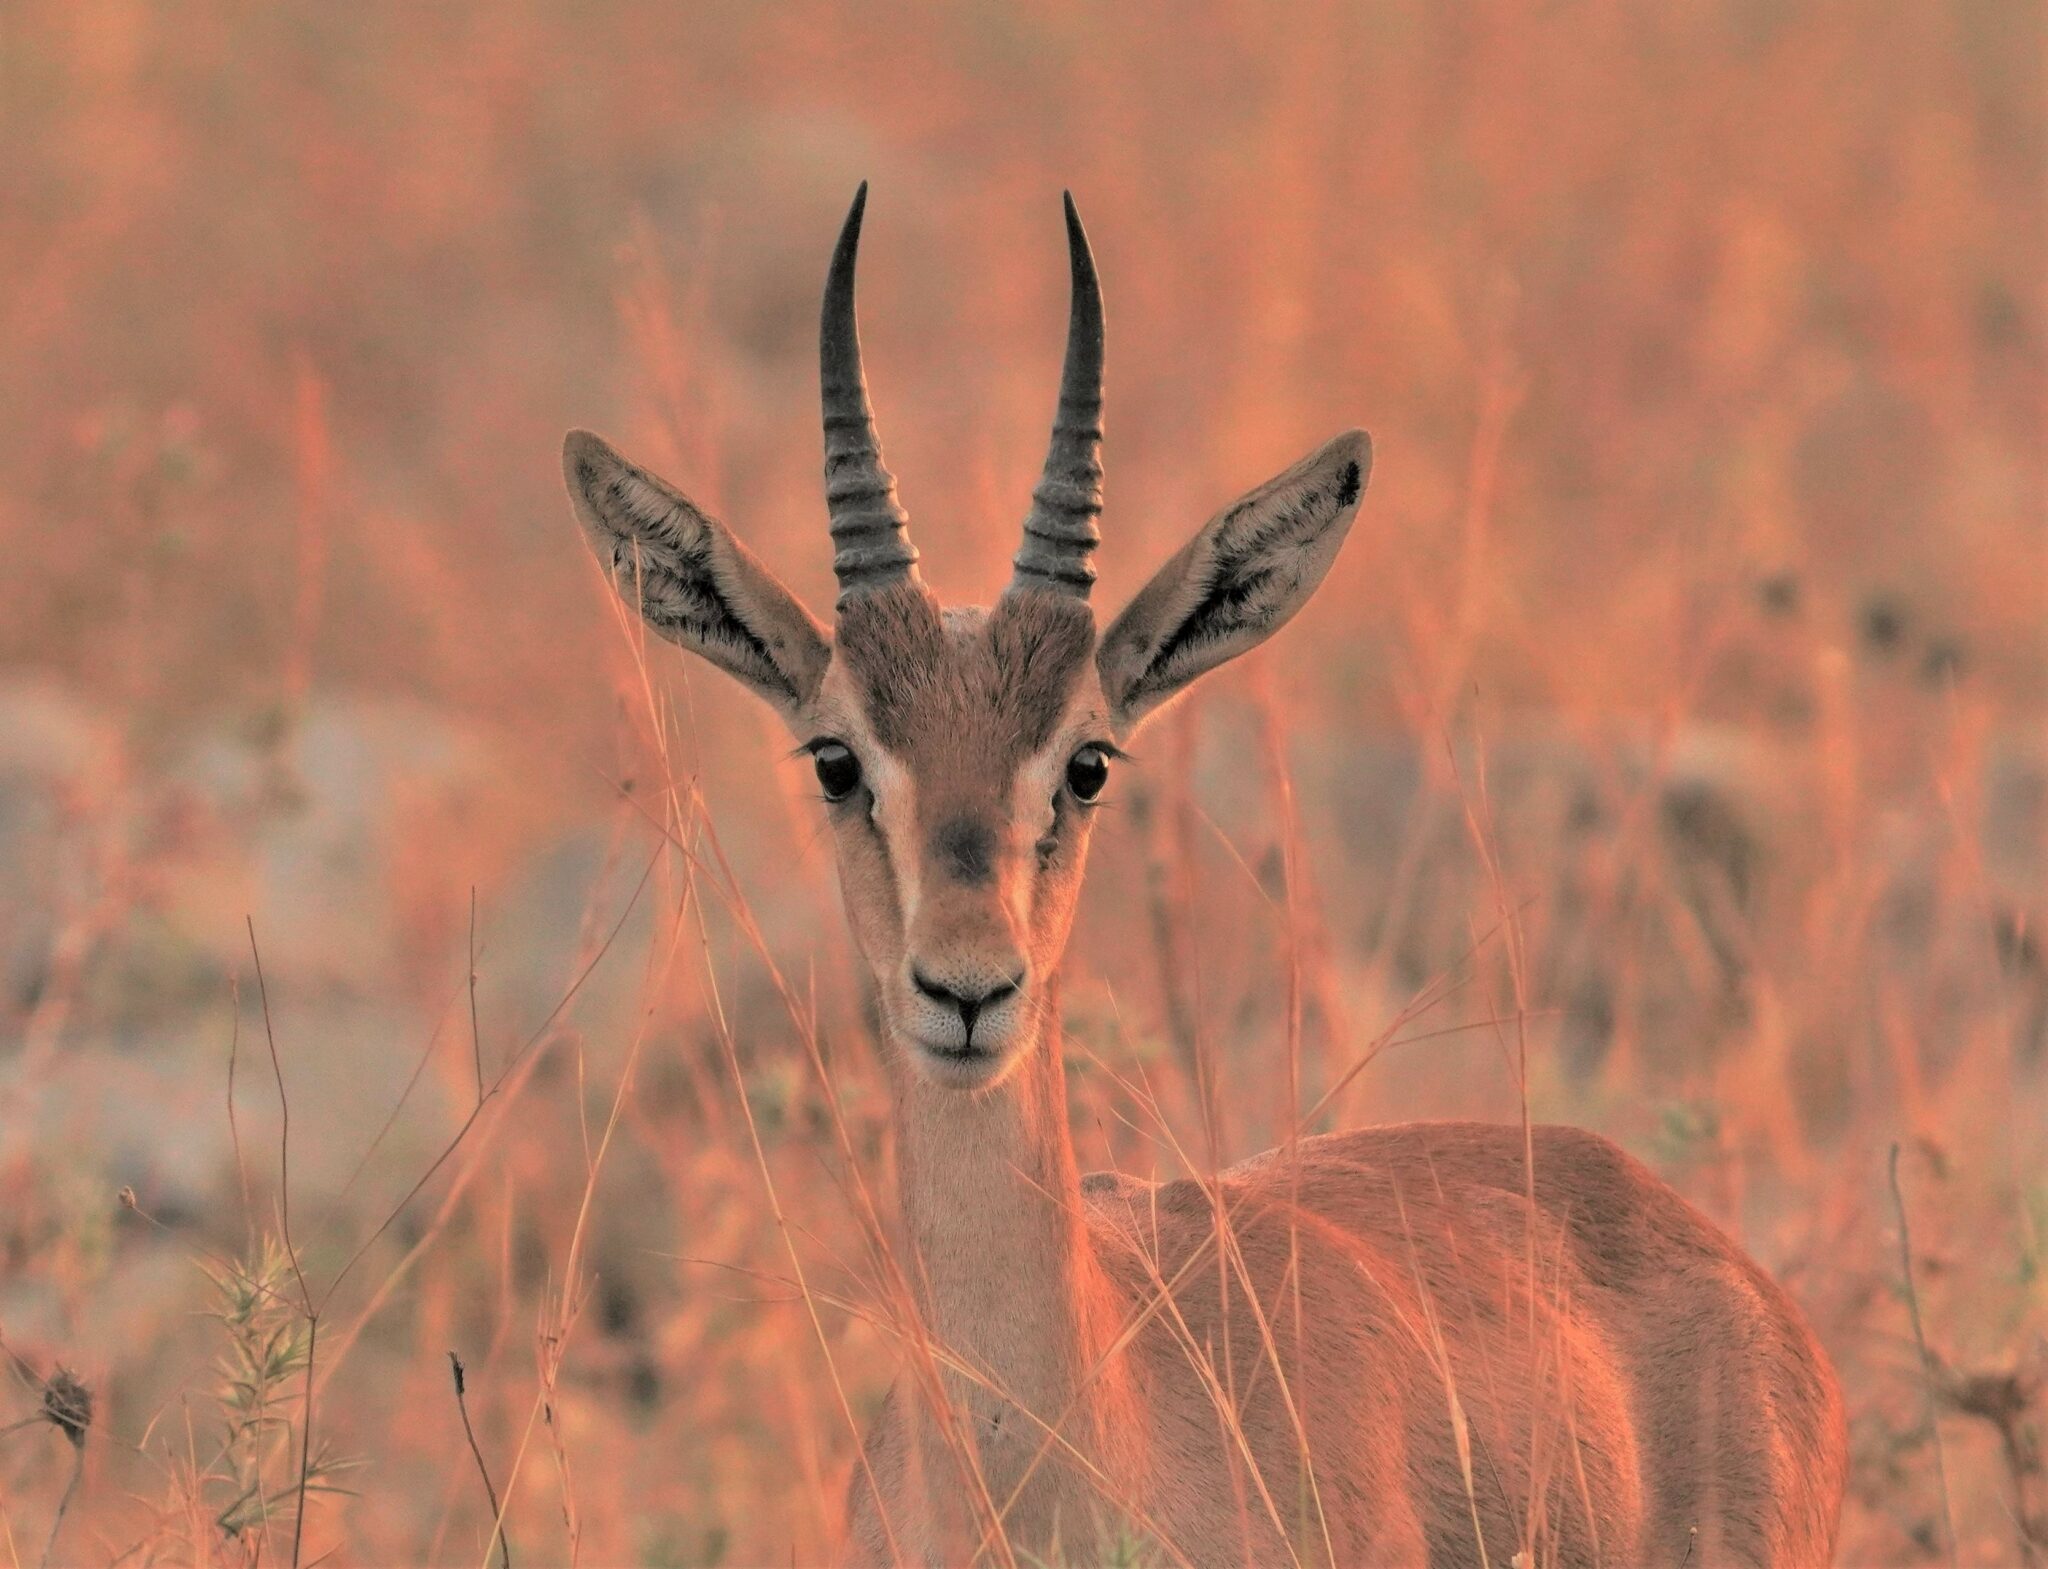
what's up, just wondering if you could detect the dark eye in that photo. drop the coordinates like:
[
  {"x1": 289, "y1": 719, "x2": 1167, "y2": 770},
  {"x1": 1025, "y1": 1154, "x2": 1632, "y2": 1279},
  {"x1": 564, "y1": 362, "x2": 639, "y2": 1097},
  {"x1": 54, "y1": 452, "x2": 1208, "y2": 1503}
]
[
  {"x1": 813, "y1": 742, "x2": 863, "y2": 802},
  {"x1": 1065, "y1": 746, "x2": 1110, "y2": 803}
]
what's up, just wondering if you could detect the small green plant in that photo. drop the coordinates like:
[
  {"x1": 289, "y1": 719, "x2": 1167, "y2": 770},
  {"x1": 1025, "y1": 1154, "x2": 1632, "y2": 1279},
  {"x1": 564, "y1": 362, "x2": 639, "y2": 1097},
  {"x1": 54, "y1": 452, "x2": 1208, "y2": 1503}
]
[
  {"x1": 1100, "y1": 1523, "x2": 1157, "y2": 1568},
  {"x1": 195, "y1": 1237, "x2": 358, "y2": 1553},
  {"x1": 1650, "y1": 1097, "x2": 1723, "y2": 1170}
]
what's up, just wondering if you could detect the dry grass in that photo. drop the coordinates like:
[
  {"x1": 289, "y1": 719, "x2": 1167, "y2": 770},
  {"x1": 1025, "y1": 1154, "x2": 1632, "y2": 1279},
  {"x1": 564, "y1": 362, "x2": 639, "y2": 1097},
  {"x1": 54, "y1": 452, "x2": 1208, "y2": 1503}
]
[{"x1": 1, "y1": 0, "x2": 2043, "y2": 1563}]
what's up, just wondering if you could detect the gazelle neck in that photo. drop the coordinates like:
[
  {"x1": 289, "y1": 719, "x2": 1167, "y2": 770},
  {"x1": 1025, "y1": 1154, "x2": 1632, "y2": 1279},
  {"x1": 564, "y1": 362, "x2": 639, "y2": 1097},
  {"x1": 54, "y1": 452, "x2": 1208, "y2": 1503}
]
[{"x1": 884, "y1": 976, "x2": 1142, "y2": 1518}]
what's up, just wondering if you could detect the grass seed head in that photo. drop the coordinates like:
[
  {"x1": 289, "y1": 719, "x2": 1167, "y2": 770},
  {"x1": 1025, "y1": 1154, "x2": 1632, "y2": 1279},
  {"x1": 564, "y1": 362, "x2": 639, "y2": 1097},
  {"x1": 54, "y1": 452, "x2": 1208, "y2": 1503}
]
[{"x1": 42, "y1": 1365, "x2": 92, "y2": 1450}]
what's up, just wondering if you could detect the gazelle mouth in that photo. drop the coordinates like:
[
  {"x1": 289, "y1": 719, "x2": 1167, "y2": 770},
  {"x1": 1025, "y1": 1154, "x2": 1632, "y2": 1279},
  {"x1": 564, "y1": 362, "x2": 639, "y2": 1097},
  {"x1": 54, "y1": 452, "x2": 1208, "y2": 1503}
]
[{"x1": 910, "y1": 1037, "x2": 1010, "y2": 1085}]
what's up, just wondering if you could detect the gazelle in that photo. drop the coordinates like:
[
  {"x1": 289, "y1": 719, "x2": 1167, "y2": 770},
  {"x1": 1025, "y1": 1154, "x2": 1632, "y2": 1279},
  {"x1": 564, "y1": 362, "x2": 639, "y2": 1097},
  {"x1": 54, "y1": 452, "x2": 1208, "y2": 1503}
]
[{"x1": 563, "y1": 186, "x2": 1847, "y2": 1568}]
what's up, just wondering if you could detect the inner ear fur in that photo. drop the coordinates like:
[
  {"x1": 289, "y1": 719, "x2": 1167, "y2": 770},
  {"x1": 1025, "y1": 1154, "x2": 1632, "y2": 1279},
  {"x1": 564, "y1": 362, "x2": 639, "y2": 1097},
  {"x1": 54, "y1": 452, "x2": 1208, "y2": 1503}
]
[
  {"x1": 563, "y1": 430, "x2": 831, "y2": 716},
  {"x1": 1097, "y1": 429, "x2": 1372, "y2": 731}
]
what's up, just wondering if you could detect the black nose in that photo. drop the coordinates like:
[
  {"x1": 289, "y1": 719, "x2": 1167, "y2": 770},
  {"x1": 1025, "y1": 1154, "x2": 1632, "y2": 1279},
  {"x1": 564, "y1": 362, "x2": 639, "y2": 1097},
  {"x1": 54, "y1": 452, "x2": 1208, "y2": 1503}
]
[{"x1": 911, "y1": 969, "x2": 1022, "y2": 1040}]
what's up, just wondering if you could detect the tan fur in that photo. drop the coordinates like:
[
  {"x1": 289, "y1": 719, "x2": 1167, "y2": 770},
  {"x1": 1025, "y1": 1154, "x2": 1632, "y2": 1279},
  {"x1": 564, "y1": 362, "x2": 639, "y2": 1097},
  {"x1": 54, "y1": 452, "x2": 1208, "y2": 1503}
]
[
  {"x1": 848, "y1": 1116, "x2": 1847, "y2": 1567},
  {"x1": 563, "y1": 429, "x2": 1848, "y2": 1568}
]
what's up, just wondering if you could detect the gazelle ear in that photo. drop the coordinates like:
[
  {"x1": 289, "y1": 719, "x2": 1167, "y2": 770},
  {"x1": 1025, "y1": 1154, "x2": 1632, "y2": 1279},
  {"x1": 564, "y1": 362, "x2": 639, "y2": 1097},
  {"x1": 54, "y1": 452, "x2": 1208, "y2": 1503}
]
[
  {"x1": 1097, "y1": 430, "x2": 1371, "y2": 733},
  {"x1": 564, "y1": 431, "x2": 831, "y2": 720}
]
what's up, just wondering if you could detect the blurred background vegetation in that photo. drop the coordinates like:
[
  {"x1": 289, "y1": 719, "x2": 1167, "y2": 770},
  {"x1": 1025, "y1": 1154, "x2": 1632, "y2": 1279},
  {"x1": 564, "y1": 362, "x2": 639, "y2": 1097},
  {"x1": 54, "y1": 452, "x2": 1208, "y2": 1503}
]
[{"x1": 0, "y1": 1, "x2": 2041, "y2": 1562}]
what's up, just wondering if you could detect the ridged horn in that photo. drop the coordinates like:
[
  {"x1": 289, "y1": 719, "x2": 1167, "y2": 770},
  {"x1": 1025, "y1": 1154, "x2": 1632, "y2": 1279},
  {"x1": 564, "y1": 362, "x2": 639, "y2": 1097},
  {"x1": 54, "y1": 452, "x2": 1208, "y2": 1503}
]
[
  {"x1": 821, "y1": 182, "x2": 918, "y2": 605},
  {"x1": 1009, "y1": 191, "x2": 1104, "y2": 600}
]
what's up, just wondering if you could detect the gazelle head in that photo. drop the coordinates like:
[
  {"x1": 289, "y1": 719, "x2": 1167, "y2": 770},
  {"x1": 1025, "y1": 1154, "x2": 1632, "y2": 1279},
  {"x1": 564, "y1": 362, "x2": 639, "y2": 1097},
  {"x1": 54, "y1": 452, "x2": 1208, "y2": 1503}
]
[{"x1": 565, "y1": 186, "x2": 1370, "y2": 1089}]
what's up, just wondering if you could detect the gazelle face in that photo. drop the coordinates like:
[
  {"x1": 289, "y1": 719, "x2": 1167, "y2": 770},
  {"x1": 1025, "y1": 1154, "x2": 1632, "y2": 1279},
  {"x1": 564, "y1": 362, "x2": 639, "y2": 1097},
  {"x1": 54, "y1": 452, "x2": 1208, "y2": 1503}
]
[
  {"x1": 805, "y1": 585, "x2": 1111, "y2": 1084},
  {"x1": 563, "y1": 186, "x2": 1371, "y2": 1090}
]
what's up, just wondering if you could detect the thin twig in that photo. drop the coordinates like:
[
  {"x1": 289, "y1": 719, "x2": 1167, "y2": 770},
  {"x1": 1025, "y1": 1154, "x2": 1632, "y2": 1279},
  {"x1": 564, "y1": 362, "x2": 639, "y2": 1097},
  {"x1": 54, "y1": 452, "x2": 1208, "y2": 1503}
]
[
  {"x1": 246, "y1": 917, "x2": 317, "y2": 1569},
  {"x1": 1889, "y1": 1142, "x2": 1960, "y2": 1569},
  {"x1": 293, "y1": 1316, "x2": 319, "y2": 1569},
  {"x1": 37, "y1": 1444, "x2": 82, "y2": 1569},
  {"x1": 469, "y1": 887, "x2": 485, "y2": 1108},
  {"x1": 337, "y1": 968, "x2": 470, "y2": 1203},
  {"x1": 448, "y1": 1353, "x2": 511, "y2": 1569},
  {"x1": 246, "y1": 919, "x2": 310, "y2": 1311}
]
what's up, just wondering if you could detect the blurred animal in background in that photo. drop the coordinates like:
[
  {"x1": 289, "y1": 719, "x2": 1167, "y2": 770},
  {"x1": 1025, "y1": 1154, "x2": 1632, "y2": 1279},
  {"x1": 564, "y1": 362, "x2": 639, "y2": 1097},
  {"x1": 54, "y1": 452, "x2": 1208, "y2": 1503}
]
[{"x1": 562, "y1": 186, "x2": 1849, "y2": 1567}]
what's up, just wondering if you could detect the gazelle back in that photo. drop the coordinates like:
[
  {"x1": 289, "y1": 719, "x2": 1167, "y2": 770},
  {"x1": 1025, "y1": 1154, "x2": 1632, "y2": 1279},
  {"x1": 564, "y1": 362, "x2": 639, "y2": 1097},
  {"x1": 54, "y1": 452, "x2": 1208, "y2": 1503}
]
[{"x1": 563, "y1": 186, "x2": 1847, "y2": 1567}]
